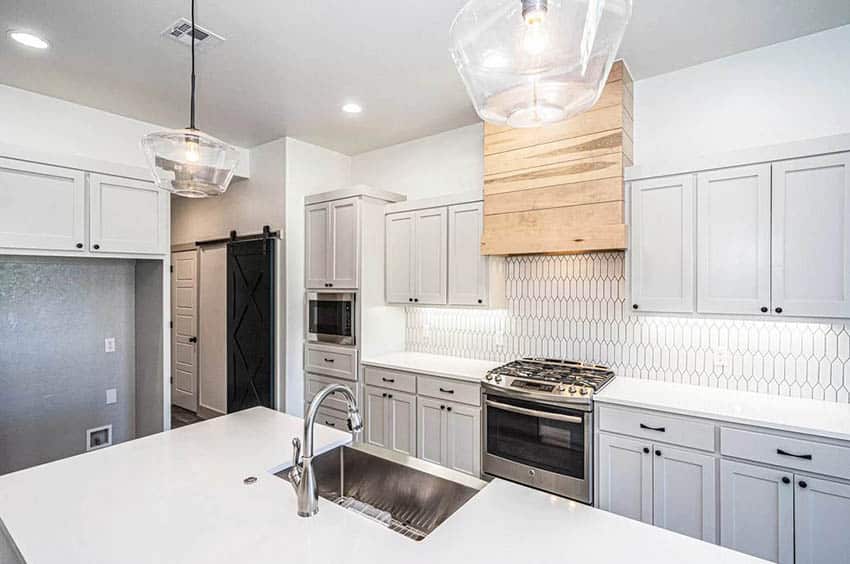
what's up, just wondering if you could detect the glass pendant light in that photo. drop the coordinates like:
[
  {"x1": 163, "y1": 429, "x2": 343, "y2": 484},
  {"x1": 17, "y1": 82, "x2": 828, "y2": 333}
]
[
  {"x1": 450, "y1": 0, "x2": 632, "y2": 128},
  {"x1": 141, "y1": 0, "x2": 239, "y2": 198}
]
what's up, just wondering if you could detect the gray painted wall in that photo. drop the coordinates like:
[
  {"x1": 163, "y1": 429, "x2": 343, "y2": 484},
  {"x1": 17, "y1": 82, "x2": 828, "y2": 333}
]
[
  {"x1": 134, "y1": 260, "x2": 163, "y2": 438},
  {"x1": 0, "y1": 256, "x2": 135, "y2": 475}
]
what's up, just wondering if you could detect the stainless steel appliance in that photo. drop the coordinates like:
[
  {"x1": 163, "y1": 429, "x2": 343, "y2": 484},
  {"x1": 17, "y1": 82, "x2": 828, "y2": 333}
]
[
  {"x1": 482, "y1": 358, "x2": 614, "y2": 503},
  {"x1": 307, "y1": 292, "x2": 355, "y2": 345}
]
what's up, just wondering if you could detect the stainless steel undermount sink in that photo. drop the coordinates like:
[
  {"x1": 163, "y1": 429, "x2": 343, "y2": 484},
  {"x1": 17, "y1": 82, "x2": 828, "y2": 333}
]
[{"x1": 276, "y1": 443, "x2": 486, "y2": 540}]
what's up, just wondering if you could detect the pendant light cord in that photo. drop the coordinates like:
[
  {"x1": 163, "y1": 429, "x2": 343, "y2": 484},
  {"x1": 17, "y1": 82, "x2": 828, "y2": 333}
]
[{"x1": 189, "y1": 0, "x2": 196, "y2": 130}]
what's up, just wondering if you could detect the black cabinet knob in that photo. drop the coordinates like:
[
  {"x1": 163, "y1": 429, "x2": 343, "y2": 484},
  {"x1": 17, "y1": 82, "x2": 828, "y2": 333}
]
[
  {"x1": 654, "y1": 449, "x2": 662, "y2": 457},
  {"x1": 93, "y1": 244, "x2": 100, "y2": 250},
  {"x1": 447, "y1": 406, "x2": 452, "y2": 412},
  {"x1": 440, "y1": 405, "x2": 445, "y2": 410},
  {"x1": 775, "y1": 307, "x2": 783, "y2": 314},
  {"x1": 477, "y1": 299, "x2": 483, "y2": 304},
  {"x1": 189, "y1": 336, "x2": 197, "y2": 343},
  {"x1": 75, "y1": 243, "x2": 83, "y2": 249},
  {"x1": 798, "y1": 480, "x2": 808, "y2": 489},
  {"x1": 328, "y1": 283, "x2": 333, "y2": 287},
  {"x1": 632, "y1": 304, "x2": 639, "y2": 310},
  {"x1": 414, "y1": 298, "x2": 419, "y2": 303},
  {"x1": 388, "y1": 394, "x2": 393, "y2": 399},
  {"x1": 382, "y1": 393, "x2": 387, "y2": 398},
  {"x1": 760, "y1": 306, "x2": 768, "y2": 313},
  {"x1": 643, "y1": 447, "x2": 650, "y2": 454},
  {"x1": 409, "y1": 298, "x2": 413, "y2": 302},
  {"x1": 782, "y1": 477, "x2": 790, "y2": 484}
]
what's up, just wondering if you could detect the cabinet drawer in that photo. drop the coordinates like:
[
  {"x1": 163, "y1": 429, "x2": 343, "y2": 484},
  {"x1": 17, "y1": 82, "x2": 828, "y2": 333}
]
[
  {"x1": 363, "y1": 366, "x2": 417, "y2": 394},
  {"x1": 721, "y1": 427, "x2": 850, "y2": 481},
  {"x1": 305, "y1": 374, "x2": 358, "y2": 413},
  {"x1": 314, "y1": 406, "x2": 350, "y2": 432},
  {"x1": 418, "y1": 375, "x2": 480, "y2": 407},
  {"x1": 305, "y1": 343, "x2": 357, "y2": 381},
  {"x1": 598, "y1": 405, "x2": 716, "y2": 452}
]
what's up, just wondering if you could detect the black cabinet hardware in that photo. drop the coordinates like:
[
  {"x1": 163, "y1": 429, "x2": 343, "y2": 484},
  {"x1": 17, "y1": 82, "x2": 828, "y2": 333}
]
[
  {"x1": 643, "y1": 447, "x2": 650, "y2": 454},
  {"x1": 777, "y1": 448, "x2": 812, "y2": 460},
  {"x1": 382, "y1": 377, "x2": 395, "y2": 383},
  {"x1": 414, "y1": 298, "x2": 419, "y2": 302},
  {"x1": 93, "y1": 244, "x2": 100, "y2": 250},
  {"x1": 387, "y1": 394, "x2": 393, "y2": 399},
  {"x1": 782, "y1": 477, "x2": 791, "y2": 484},
  {"x1": 440, "y1": 405, "x2": 445, "y2": 410},
  {"x1": 75, "y1": 243, "x2": 83, "y2": 249},
  {"x1": 328, "y1": 283, "x2": 333, "y2": 287},
  {"x1": 798, "y1": 480, "x2": 808, "y2": 489},
  {"x1": 382, "y1": 393, "x2": 387, "y2": 398},
  {"x1": 775, "y1": 307, "x2": 783, "y2": 314},
  {"x1": 323, "y1": 358, "x2": 335, "y2": 363},
  {"x1": 439, "y1": 387, "x2": 455, "y2": 394},
  {"x1": 640, "y1": 423, "x2": 666, "y2": 432},
  {"x1": 477, "y1": 299, "x2": 483, "y2": 304},
  {"x1": 632, "y1": 304, "x2": 639, "y2": 310},
  {"x1": 325, "y1": 421, "x2": 336, "y2": 427},
  {"x1": 446, "y1": 406, "x2": 452, "y2": 412},
  {"x1": 409, "y1": 298, "x2": 413, "y2": 302},
  {"x1": 189, "y1": 336, "x2": 198, "y2": 343},
  {"x1": 654, "y1": 449, "x2": 662, "y2": 457},
  {"x1": 760, "y1": 306, "x2": 769, "y2": 313}
]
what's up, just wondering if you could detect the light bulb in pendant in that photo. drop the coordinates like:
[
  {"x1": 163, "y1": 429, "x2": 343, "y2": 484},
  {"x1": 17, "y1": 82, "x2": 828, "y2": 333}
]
[
  {"x1": 522, "y1": 0, "x2": 548, "y2": 55},
  {"x1": 185, "y1": 138, "x2": 200, "y2": 162}
]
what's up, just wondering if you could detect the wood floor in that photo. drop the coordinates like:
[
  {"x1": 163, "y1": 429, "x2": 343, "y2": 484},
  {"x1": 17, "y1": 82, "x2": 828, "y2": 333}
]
[{"x1": 171, "y1": 405, "x2": 204, "y2": 429}]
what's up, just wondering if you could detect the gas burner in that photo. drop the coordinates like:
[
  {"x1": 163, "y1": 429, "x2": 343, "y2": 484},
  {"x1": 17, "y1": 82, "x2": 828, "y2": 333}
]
[{"x1": 483, "y1": 357, "x2": 615, "y2": 406}]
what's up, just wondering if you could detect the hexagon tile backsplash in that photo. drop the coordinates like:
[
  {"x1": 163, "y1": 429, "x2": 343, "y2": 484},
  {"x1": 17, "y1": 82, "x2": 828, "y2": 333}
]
[{"x1": 406, "y1": 253, "x2": 850, "y2": 403}]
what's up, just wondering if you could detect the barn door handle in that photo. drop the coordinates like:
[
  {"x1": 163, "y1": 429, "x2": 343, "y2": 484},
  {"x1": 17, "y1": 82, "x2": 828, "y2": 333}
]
[{"x1": 189, "y1": 336, "x2": 198, "y2": 343}]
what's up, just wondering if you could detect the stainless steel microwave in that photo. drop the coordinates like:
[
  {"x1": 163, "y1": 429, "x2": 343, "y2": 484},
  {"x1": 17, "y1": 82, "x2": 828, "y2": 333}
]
[{"x1": 307, "y1": 292, "x2": 355, "y2": 345}]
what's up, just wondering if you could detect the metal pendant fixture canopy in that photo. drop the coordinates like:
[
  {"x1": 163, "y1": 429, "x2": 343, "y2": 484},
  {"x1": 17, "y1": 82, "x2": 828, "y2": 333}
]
[
  {"x1": 450, "y1": 0, "x2": 632, "y2": 128},
  {"x1": 141, "y1": 0, "x2": 239, "y2": 198}
]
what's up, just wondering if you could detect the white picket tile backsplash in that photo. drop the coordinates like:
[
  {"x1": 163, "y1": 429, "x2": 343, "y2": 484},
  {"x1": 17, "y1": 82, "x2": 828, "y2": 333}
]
[{"x1": 406, "y1": 253, "x2": 850, "y2": 403}]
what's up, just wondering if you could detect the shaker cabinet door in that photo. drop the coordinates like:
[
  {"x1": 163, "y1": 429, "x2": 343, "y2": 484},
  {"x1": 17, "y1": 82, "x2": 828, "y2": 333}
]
[
  {"x1": 445, "y1": 402, "x2": 481, "y2": 477},
  {"x1": 305, "y1": 202, "x2": 330, "y2": 289},
  {"x1": 90, "y1": 174, "x2": 167, "y2": 255},
  {"x1": 388, "y1": 390, "x2": 417, "y2": 457},
  {"x1": 413, "y1": 208, "x2": 448, "y2": 305},
  {"x1": 364, "y1": 387, "x2": 389, "y2": 450},
  {"x1": 772, "y1": 153, "x2": 850, "y2": 318},
  {"x1": 652, "y1": 445, "x2": 717, "y2": 543},
  {"x1": 597, "y1": 433, "x2": 653, "y2": 524},
  {"x1": 417, "y1": 397, "x2": 446, "y2": 466},
  {"x1": 629, "y1": 174, "x2": 695, "y2": 313},
  {"x1": 329, "y1": 197, "x2": 359, "y2": 289},
  {"x1": 385, "y1": 212, "x2": 415, "y2": 304},
  {"x1": 448, "y1": 202, "x2": 487, "y2": 306},
  {"x1": 794, "y1": 474, "x2": 850, "y2": 564}
]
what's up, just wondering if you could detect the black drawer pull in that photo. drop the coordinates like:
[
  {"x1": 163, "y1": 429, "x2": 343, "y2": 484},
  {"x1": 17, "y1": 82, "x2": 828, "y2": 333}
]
[
  {"x1": 324, "y1": 421, "x2": 336, "y2": 427},
  {"x1": 381, "y1": 377, "x2": 395, "y2": 383},
  {"x1": 323, "y1": 358, "x2": 335, "y2": 363},
  {"x1": 777, "y1": 449, "x2": 812, "y2": 460},
  {"x1": 640, "y1": 423, "x2": 666, "y2": 432},
  {"x1": 439, "y1": 387, "x2": 455, "y2": 394}
]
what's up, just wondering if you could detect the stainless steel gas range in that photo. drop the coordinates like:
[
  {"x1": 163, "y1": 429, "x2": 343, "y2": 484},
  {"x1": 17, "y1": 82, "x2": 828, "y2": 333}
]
[{"x1": 481, "y1": 358, "x2": 614, "y2": 504}]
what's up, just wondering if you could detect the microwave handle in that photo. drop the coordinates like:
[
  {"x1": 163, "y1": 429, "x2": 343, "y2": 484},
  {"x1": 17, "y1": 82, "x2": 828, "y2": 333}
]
[{"x1": 485, "y1": 399, "x2": 584, "y2": 424}]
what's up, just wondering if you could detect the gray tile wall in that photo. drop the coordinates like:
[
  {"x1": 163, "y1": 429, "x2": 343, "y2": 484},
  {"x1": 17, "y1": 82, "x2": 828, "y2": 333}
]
[
  {"x1": 0, "y1": 256, "x2": 136, "y2": 474},
  {"x1": 407, "y1": 253, "x2": 850, "y2": 403}
]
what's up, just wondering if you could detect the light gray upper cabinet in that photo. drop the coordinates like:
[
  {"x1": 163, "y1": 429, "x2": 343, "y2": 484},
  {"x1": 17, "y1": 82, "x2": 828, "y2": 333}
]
[
  {"x1": 795, "y1": 474, "x2": 850, "y2": 564},
  {"x1": 89, "y1": 174, "x2": 168, "y2": 255},
  {"x1": 305, "y1": 202, "x2": 330, "y2": 289},
  {"x1": 630, "y1": 174, "x2": 695, "y2": 313},
  {"x1": 0, "y1": 158, "x2": 86, "y2": 252},
  {"x1": 720, "y1": 460, "x2": 794, "y2": 564},
  {"x1": 697, "y1": 165, "x2": 771, "y2": 315},
  {"x1": 597, "y1": 433, "x2": 653, "y2": 524},
  {"x1": 385, "y1": 212, "x2": 415, "y2": 303},
  {"x1": 653, "y1": 445, "x2": 717, "y2": 543},
  {"x1": 772, "y1": 153, "x2": 850, "y2": 318},
  {"x1": 305, "y1": 197, "x2": 360, "y2": 290},
  {"x1": 413, "y1": 208, "x2": 448, "y2": 305},
  {"x1": 448, "y1": 202, "x2": 487, "y2": 306}
]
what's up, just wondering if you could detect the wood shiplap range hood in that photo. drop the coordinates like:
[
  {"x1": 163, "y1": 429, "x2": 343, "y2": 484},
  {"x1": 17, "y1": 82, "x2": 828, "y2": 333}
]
[{"x1": 481, "y1": 61, "x2": 633, "y2": 255}]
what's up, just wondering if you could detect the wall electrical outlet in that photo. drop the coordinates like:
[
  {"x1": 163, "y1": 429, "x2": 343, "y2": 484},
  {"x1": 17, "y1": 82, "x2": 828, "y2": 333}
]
[
  {"x1": 106, "y1": 388, "x2": 117, "y2": 405},
  {"x1": 104, "y1": 337, "x2": 116, "y2": 353}
]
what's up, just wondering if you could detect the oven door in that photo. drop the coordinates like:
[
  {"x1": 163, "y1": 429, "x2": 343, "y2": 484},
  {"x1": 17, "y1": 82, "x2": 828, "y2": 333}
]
[
  {"x1": 483, "y1": 392, "x2": 592, "y2": 503},
  {"x1": 306, "y1": 293, "x2": 355, "y2": 345}
]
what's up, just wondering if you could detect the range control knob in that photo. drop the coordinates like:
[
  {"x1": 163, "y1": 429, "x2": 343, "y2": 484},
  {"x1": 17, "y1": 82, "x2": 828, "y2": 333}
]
[
  {"x1": 579, "y1": 388, "x2": 589, "y2": 395},
  {"x1": 485, "y1": 374, "x2": 493, "y2": 381},
  {"x1": 494, "y1": 375, "x2": 503, "y2": 384},
  {"x1": 568, "y1": 386, "x2": 577, "y2": 394},
  {"x1": 558, "y1": 384, "x2": 567, "y2": 392}
]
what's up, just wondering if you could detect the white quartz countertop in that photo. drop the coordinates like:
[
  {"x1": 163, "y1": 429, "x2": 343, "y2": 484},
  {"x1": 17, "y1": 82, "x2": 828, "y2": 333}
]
[
  {"x1": 361, "y1": 351, "x2": 502, "y2": 382},
  {"x1": 0, "y1": 407, "x2": 767, "y2": 564},
  {"x1": 596, "y1": 378, "x2": 850, "y2": 442}
]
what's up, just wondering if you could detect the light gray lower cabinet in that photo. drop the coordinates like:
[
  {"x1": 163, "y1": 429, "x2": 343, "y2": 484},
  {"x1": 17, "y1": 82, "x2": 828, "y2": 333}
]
[
  {"x1": 417, "y1": 397, "x2": 481, "y2": 477},
  {"x1": 363, "y1": 386, "x2": 416, "y2": 456},
  {"x1": 598, "y1": 432, "x2": 716, "y2": 542},
  {"x1": 794, "y1": 475, "x2": 850, "y2": 564},
  {"x1": 720, "y1": 460, "x2": 794, "y2": 564}
]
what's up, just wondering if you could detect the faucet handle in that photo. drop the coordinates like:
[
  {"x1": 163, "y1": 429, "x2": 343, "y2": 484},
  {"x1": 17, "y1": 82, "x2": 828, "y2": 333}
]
[{"x1": 291, "y1": 437, "x2": 302, "y2": 467}]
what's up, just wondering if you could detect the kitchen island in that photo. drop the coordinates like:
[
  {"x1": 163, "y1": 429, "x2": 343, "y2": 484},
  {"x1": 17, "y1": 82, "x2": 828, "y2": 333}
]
[{"x1": 0, "y1": 407, "x2": 766, "y2": 564}]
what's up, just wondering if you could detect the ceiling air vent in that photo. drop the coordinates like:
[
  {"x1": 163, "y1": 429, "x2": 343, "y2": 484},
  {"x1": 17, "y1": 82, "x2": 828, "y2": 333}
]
[{"x1": 161, "y1": 18, "x2": 225, "y2": 50}]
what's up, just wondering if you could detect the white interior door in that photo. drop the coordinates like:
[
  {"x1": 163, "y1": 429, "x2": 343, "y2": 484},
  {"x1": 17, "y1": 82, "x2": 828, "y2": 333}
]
[
  {"x1": 305, "y1": 202, "x2": 330, "y2": 289},
  {"x1": 630, "y1": 174, "x2": 695, "y2": 313},
  {"x1": 385, "y1": 212, "x2": 415, "y2": 303},
  {"x1": 329, "y1": 198, "x2": 359, "y2": 289},
  {"x1": 414, "y1": 208, "x2": 448, "y2": 305},
  {"x1": 90, "y1": 174, "x2": 167, "y2": 254},
  {"x1": 448, "y1": 202, "x2": 487, "y2": 306},
  {"x1": 697, "y1": 164, "x2": 771, "y2": 315},
  {"x1": 171, "y1": 250, "x2": 199, "y2": 412},
  {"x1": 772, "y1": 153, "x2": 850, "y2": 318},
  {"x1": 0, "y1": 157, "x2": 86, "y2": 252},
  {"x1": 198, "y1": 244, "x2": 227, "y2": 415}
]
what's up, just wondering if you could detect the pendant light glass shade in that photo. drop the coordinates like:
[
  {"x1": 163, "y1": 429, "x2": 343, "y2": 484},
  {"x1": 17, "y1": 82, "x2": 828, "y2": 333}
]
[
  {"x1": 141, "y1": 128, "x2": 239, "y2": 198},
  {"x1": 450, "y1": 0, "x2": 632, "y2": 128}
]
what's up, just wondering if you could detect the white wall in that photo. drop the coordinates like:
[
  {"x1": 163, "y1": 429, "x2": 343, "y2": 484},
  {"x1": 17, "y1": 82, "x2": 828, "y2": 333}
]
[
  {"x1": 634, "y1": 25, "x2": 850, "y2": 165},
  {"x1": 284, "y1": 138, "x2": 352, "y2": 415},
  {"x1": 351, "y1": 123, "x2": 483, "y2": 199},
  {"x1": 0, "y1": 83, "x2": 249, "y2": 175}
]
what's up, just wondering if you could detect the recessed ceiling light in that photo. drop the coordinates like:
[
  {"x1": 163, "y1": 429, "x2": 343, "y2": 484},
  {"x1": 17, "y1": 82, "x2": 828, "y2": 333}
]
[
  {"x1": 8, "y1": 30, "x2": 50, "y2": 50},
  {"x1": 342, "y1": 103, "x2": 363, "y2": 114}
]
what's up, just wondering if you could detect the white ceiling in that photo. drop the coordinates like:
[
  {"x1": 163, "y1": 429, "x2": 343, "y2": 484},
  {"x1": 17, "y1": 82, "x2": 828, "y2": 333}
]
[{"x1": 1, "y1": 1, "x2": 849, "y2": 155}]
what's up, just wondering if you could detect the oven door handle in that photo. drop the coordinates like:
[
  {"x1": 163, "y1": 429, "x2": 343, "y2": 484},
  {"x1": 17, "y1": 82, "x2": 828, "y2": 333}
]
[{"x1": 485, "y1": 400, "x2": 584, "y2": 424}]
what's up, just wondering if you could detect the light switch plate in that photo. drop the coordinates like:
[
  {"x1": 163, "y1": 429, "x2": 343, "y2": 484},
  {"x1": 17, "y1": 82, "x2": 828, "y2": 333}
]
[
  {"x1": 106, "y1": 388, "x2": 117, "y2": 404},
  {"x1": 104, "y1": 337, "x2": 116, "y2": 353}
]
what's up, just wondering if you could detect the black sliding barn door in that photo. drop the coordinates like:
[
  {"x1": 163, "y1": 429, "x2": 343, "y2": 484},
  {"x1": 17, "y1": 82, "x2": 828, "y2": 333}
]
[{"x1": 227, "y1": 237, "x2": 275, "y2": 413}]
